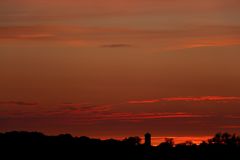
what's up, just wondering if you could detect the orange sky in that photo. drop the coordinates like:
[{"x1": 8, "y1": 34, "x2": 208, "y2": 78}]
[{"x1": 0, "y1": 0, "x2": 240, "y2": 145}]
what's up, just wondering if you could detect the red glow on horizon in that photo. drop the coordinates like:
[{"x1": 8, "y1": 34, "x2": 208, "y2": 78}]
[
  {"x1": 99, "y1": 136, "x2": 212, "y2": 146},
  {"x1": 150, "y1": 136, "x2": 212, "y2": 146}
]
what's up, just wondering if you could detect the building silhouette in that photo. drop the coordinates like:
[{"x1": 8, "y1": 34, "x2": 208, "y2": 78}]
[{"x1": 144, "y1": 132, "x2": 151, "y2": 147}]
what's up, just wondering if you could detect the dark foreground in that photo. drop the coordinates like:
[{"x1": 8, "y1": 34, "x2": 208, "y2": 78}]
[{"x1": 0, "y1": 131, "x2": 240, "y2": 160}]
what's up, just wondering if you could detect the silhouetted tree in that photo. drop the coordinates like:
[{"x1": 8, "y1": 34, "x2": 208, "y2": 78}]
[
  {"x1": 123, "y1": 136, "x2": 141, "y2": 146},
  {"x1": 158, "y1": 138, "x2": 174, "y2": 148},
  {"x1": 0, "y1": 131, "x2": 240, "y2": 160}
]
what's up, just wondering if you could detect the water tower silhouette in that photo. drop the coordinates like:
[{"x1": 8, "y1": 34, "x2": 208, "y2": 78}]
[{"x1": 144, "y1": 132, "x2": 151, "y2": 146}]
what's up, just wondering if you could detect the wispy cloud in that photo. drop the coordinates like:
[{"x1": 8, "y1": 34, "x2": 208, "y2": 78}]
[
  {"x1": 161, "y1": 96, "x2": 240, "y2": 102},
  {"x1": 101, "y1": 44, "x2": 132, "y2": 48},
  {"x1": 128, "y1": 99, "x2": 160, "y2": 104},
  {"x1": 0, "y1": 101, "x2": 38, "y2": 106},
  {"x1": 105, "y1": 112, "x2": 210, "y2": 122},
  {"x1": 61, "y1": 102, "x2": 87, "y2": 107},
  {"x1": 225, "y1": 115, "x2": 240, "y2": 119},
  {"x1": 55, "y1": 104, "x2": 211, "y2": 122},
  {"x1": 1, "y1": 25, "x2": 239, "y2": 47},
  {"x1": 0, "y1": 26, "x2": 56, "y2": 41},
  {"x1": 60, "y1": 103, "x2": 113, "y2": 114},
  {"x1": 128, "y1": 96, "x2": 240, "y2": 104},
  {"x1": 1, "y1": 25, "x2": 240, "y2": 52},
  {"x1": 221, "y1": 125, "x2": 240, "y2": 129},
  {"x1": 171, "y1": 38, "x2": 240, "y2": 51},
  {"x1": 0, "y1": 100, "x2": 210, "y2": 124}
]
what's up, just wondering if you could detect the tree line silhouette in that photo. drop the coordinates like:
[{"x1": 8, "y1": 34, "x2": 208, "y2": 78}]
[{"x1": 0, "y1": 131, "x2": 240, "y2": 160}]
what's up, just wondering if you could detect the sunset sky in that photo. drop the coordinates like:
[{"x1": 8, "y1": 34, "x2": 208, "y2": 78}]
[{"x1": 1, "y1": 0, "x2": 240, "y2": 145}]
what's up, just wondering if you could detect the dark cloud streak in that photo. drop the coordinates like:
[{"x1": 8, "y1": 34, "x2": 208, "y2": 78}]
[
  {"x1": 0, "y1": 101, "x2": 38, "y2": 106},
  {"x1": 100, "y1": 44, "x2": 132, "y2": 48}
]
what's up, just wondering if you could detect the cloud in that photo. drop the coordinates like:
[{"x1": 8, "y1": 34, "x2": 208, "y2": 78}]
[
  {"x1": 1, "y1": 25, "x2": 240, "y2": 51},
  {"x1": 0, "y1": 26, "x2": 56, "y2": 41},
  {"x1": 61, "y1": 102, "x2": 85, "y2": 107},
  {"x1": 128, "y1": 99, "x2": 160, "y2": 104},
  {"x1": 0, "y1": 26, "x2": 92, "y2": 45},
  {"x1": 171, "y1": 38, "x2": 240, "y2": 51},
  {"x1": 0, "y1": 25, "x2": 135, "y2": 47},
  {"x1": 221, "y1": 125, "x2": 240, "y2": 129},
  {"x1": 102, "y1": 112, "x2": 210, "y2": 122},
  {"x1": 61, "y1": 111, "x2": 210, "y2": 123},
  {"x1": 161, "y1": 96, "x2": 240, "y2": 102},
  {"x1": 60, "y1": 103, "x2": 113, "y2": 114},
  {"x1": 76, "y1": 105, "x2": 113, "y2": 113},
  {"x1": 0, "y1": 101, "x2": 38, "y2": 106},
  {"x1": 16, "y1": 34, "x2": 55, "y2": 40},
  {"x1": 128, "y1": 96, "x2": 240, "y2": 104},
  {"x1": 101, "y1": 44, "x2": 132, "y2": 48},
  {"x1": 225, "y1": 115, "x2": 240, "y2": 119},
  {"x1": 0, "y1": 100, "x2": 210, "y2": 125}
]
